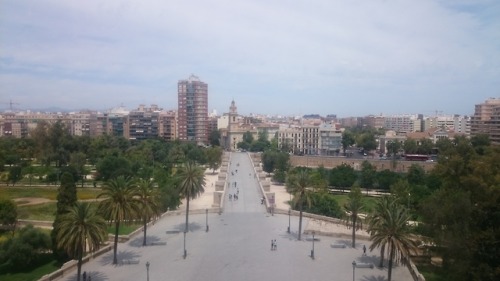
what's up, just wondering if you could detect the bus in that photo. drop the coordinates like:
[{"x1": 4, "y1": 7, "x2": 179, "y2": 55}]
[{"x1": 403, "y1": 154, "x2": 430, "y2": 161}]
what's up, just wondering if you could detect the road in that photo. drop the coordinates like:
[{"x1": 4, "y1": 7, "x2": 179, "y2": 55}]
[{"x1": 59, "y1": 152, "x2": 413, "y2": 281}]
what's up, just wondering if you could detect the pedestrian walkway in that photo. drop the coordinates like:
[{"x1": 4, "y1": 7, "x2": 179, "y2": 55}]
[{"x1": 49, "y1": 151, "x2": 413, "y2": 281}]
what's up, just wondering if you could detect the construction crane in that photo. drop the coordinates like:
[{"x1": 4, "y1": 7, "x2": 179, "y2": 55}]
[{"x1": 1, "y1": 100, "x2": 20, "y2": 111}]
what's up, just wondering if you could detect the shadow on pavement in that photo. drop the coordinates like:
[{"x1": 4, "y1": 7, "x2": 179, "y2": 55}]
[
  {"x1": 360, "y1": 275, "x2": 387, "y2": 281},
  {"x1": 98, "y1": 250, "x2": 141, "y2": 266},
  {"x1": 128, "y1": 235, "x2": 164, "y2": 247},
  {"x1": 61, "y1": 271, "x2": 109, "y2": 281},
  {"x1": 172, "y1": 222, "x2": 202, "y2": 232}
]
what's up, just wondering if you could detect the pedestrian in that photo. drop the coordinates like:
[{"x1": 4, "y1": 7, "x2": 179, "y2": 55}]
[
  {"x1": 271, "y1": 239, "x2": 274, "y2": 251},
  {"x1": 363, "y1": 245, "x2": 366, "y2": 256},
  {"x1": 88, "y1": 275, "x2": 91, "y2": 281},
  {"x1": 83, "y1": 271, "x2": 87, "y2": 281},
  {"x1": 274, "y1": 239, "x2": 277, "y2": 251}
]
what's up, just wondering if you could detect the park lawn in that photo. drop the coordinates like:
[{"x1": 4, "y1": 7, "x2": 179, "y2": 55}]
[
  {"x1": 331, "y1": 194, "x2": 379, "y2": 213},
  {"x1": 107, "y1": 223, "x2": 142, "y2": 235},
  {"x1": 0, "y1": 186, "x2": 101, "y2": 201},
  {"x1": 0, "y1": 254, "x2": 61, "y2": 281},
  {"x1": 17, "y1": 203, "x2": 57, "y2": 221}
]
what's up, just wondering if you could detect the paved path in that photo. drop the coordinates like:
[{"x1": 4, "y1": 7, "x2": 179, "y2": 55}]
[{"x1": 58, "y1": 152, "x2": 413, "y2": 281}]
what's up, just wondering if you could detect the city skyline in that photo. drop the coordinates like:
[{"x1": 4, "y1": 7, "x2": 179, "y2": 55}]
[{"x1": 1, "y1": 0, "x2": 499, "y2": 117}]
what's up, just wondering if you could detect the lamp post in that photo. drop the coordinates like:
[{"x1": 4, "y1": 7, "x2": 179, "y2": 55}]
[
  {"x1": 183, "y1": 231, "x2": 187, "y2": 259},
  {"x1": 145, "y1": 261, "x2": 150, "y2": 281},
  {"x1": 310, "y1": 231, "x2": 315, "y2": 259},
  {"x1": 287, "y1": 208, "x2": 291, "y2": 233},
  {"x1": 205, "y1": 208, "x2": 209, "y2": 232},
  {"x1": 408, "y1": 192, "x2": 411, "y2": 210},
  {"x1": 352, "y1": 260, "x2": 356, "y2": 281}
]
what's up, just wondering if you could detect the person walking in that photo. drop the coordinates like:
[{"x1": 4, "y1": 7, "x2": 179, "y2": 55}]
[
  {"x1": 363, "y1": 245, "x2": 366, "y2": 256},
  {"x1": 273, "y1": 239, "x2": 277, "y2": 251}
]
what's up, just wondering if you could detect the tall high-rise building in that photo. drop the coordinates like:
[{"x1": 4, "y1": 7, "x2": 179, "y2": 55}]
[{"x1": 178, "y1": 75, "x2": 208, "y2": 144}]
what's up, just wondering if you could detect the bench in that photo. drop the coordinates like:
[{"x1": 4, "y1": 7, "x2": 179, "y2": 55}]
[
  {"x1": 121, "y1": 259, "x2": 140, "y2": 265},
  {"x1": 330, "y1": 243, "x2": 346, "y2": 248},
  {"x1": 355, "y1": 262, "x2": 374, "y2": 269}
]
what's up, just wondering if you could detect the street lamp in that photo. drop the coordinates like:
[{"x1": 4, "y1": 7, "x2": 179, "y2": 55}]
[
  {"x1": 408, "y1": 192, "x2": 411, "y2": 210},
  {"x1": 145, "y1": 261, "x2": 150, "y2": 281},
  {"x1": 287, "y1": 209, "x2": 291, "y2": 233},
  {"x1": 183, "y1": 231, "x2": 187, "y2": 259},
  {"x1": 352, "y1": 260, "x2": 356, "y2": 281},
  {"x1": 205, "y1": 208, "x2": 209, "y2": 232},
  {"x1": 310, "y1": 231, "x2": 315, "y2": 259}
]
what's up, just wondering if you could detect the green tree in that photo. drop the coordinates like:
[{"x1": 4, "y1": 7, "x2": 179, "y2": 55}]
[
  {"x1": 56, "y1": 202, "x2": 107, "y2": 281},
  {"x1": 417, "y1": 138, "x2": 434, "y2": 155},
  {"x1": 367, "y1": 197, "x2": 417, "y2": 281},
  {"x1": 329, "y1": 164, "x2": 357, "y2": 192},
  {"x1": 403, "y1": 139, "x2": 418, "y2": 154},
  {"x1": 286, "y1": 169, "x2": 315, "y2": 240},
  {"x1": 359, "y1": 160, "x2": 376, "y2": 189},
  {"x1": 98, "y1": 176, "x2": 140, "y2": 265},
  {"x1": 70, "y1": 152, "x2": 88, "y2": 187},
  {"x1": 357, "y1": 132, "x2": 377, "y2": 152},
  {"x1": 0, "y1": 225, "x2": 51, "y2": 270},
  {"x1": 406, "y1": 164, "x2": 426, "y2": 186},
  {"x1": 52, "y1": 172, "x2": 78, "y2": 260},
  {"x1": 341, "y1": 131, "x2": 355, "y2": 155},
  {"x1": 209, "y1": 129, "x2": 221, "y2": 146},
  {"x1": 206, "y1": 146, "x2": 223, "y2": 174},
  {"x1": 177, "y1": 162, "x2": 206, "y2": 232},
  {"x1": 0, "y1": 199, "x2": 17, "y2": 233},
  {"x1": 376, "y1": 169, "x2": 401, "y2": 190},
  {"x1": 386, "y1": 140, "x2": 401, "y2": 170},
  {"x1": 96, "y1": 155, "x2": 131, "y2": 181},
  {"x1": 344, "y1": 187, "x2": 364, "y2": 248},
  {"x1": 7, "y1": 166, "x2": 22, "y2": 186},
  {"x1": 136, "y1": 179, "x2": 161, "y2": 246}
]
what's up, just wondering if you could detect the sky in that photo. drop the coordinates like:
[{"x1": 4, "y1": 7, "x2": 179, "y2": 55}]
[{"x1": 1, "y1": 0, "x2": 499, "y2": 117}]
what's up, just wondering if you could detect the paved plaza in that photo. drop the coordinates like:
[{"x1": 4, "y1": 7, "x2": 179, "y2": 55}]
[{"x1": 58, "y1": 152, "x2": 413, "y2": 281}]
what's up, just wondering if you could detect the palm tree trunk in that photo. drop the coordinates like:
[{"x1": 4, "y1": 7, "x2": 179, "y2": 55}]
[
  {"x1": 113, "y1": 220, "x2": 120, "y2": 265},
  {"x1": 352, "y1": 215, "x2": 356, "y2": 248},
  {"x1": 298, "y1": 201, "x2": 303, "y2": 240},
  {"x1": 77, "y1": 250, "x2": 82, "y2": 281},
  {"x1": 379, "y1": 244, "x2": 385, "y2": 267},
  {"x1": 388, "y1": 242, "x2": 395, "y2": 281},
  {"x1": 143, "y1": 214, "x2": 148, "y2": 246},
  {"x1": 185, "y1": 196, "x2": 190, "y2": 233}
]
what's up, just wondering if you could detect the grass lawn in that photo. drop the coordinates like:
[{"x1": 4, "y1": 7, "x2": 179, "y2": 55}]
[
  {"x1": 107, "y1": 223, "x2": 142, "y2": 235},
  {"x1": 331, "y1": 194, "x2": 379, "y2": 213},
  {"x1": 17, "y1": 203, "x2": 57, "y2": 221},
  {"x1": 0, "y1": 186, "x2": 102, "y2": 201}
]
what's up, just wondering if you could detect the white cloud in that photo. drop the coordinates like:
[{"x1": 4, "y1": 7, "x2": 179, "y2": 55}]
[{"x1": 1, "y1": 0, "x2": 499, "y2": 116}]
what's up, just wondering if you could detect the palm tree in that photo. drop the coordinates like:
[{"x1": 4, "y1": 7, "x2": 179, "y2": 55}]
[
  {"x1": 286, "y1": 169, "x2": 315, "y2": 240},
  {"x1": 367, "y1": 196, "x2": 392, "y2": 267},
  {"x1": 56, "y1": 202, "x2": 107, "y2": 281},
  {"x1": 367, "y1": 197, "x2": 417, "y2": 281},
  {"x1": 344, "y1": 186, "x2": 364, "y2": 248},
  {"x1": 177, "y1": 161, "x2": 206, "y2": 232},
  {"x1": 136, "y1": 178, "x2": 161, "y2": 246},
  {"x1": 98, "y1": 176, "x2": 140, "y2": 265}
]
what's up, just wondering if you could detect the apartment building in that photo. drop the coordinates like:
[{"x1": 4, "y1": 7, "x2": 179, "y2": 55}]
[
  {"x1": 159, "y1": 110, "x2": 177, "y2": 141},
  {"x1": 470, "y1": 98, "x2": 500, "y2": 145},
  {"x1": 178, "y1": 74, "x2": 208, "y2": 144},
  {"x1": 384, "y1": 115, "x2": 421, "y2": 133},
  {"x1": 422, "y1": 115, "x2": 470, "y2": 135},
  {"x1": 126, "y1": 105, "x2": 161, "y2": 141}
]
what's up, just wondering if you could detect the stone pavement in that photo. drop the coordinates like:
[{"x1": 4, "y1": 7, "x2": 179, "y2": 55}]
[{"x1": 53, "y1": 152, "x2": 413, "y2": 281}]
